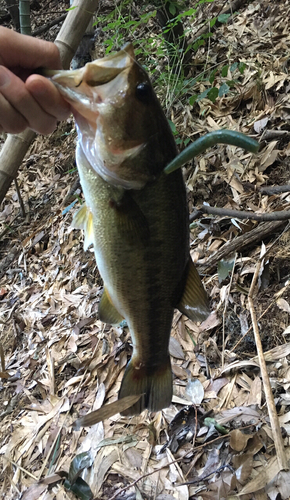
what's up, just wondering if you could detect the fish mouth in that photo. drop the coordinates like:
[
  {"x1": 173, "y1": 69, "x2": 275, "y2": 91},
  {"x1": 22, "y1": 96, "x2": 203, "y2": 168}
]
[
  {"x1": 47, "y1": 43, "x2": 146, "y2": 189},
  {"x1": 47, "y1": 42, "x2": 134, "y2": 87}
]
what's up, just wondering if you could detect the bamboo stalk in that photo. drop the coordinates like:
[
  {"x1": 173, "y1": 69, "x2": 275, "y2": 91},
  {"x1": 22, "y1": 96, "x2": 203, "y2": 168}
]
[
  {"x1": 0, "y1": 0, "x2": 99, "y2": 206},
  {"x1": 54, "y1": 0, "x2": 98, "y2": 70},
  {"x1": 19, "y1": 0, "x2": 32, "y2": 35}
]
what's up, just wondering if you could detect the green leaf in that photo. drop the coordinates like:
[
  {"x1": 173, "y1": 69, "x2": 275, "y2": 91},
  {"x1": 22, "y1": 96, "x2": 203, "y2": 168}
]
[
  {"x1": 210, "y1": 17, "x2": 217, "y2": 28},
  {"x1": 67, "y1": 167, "x2": 77, "y2": 174},
  {"x1": 169, "y1": 3, "x2": 176, "y2": 15},
  {"x1": 196, "y1": 88, "x2": 211, "y2": 102},
  {"x1": 193, "y1": 38, "x2": 205, "y2": 50},
  {"x1": 218, "y1": 82, "x2": 230, "y2": 97},
  {"x1": 178, "y1": 8, "x2": 195, "y2": 18},
  {"x1": 221, "y1": 65, "x2": 229, "y2": 78},
  {"x1": 226, "y1": 80, "x2": 236, "y2": 88},
  {"x1": 230, "y1": 62, "x2": 238, "y2": 72},
  {"x1": 207, "y1": 87, "x2": 219, "y2": 102},
  {"x1": 68, "y1": 452, "x2": 93, "y2": 485},
  {"x1": 218, "y1": 13, "x2": 231, "y2": 23},
  {"x1": 106, "y1": 21, "x2": 117, "y2": 29},
  {"x1": 168, "y1": 119, "x2": 177, "y2": 134},
  {"x1": 189, "y1": 94, "x2": 198, "y2": 105},
  {"x1": 238, "y1": 62, "x2": 246, "y2": 74},
  {"x1": 204, "y1": 417, "x2": 229, "y2": 434},
  {"x1": 65, "y1": 477, "x2": 93, "y2": 500},
  {"x1": 140, "y1": 10, "x2": 156, "y2": 21},
  {"x1": 184, "y1": 137, "x2": 191, "y2": 146},
  {"x1": 134, "y1": 48, "x2": 142, "y2": 56},
  {"x1": 209, "y1": 68, "x2": 218, "y2": 84}
]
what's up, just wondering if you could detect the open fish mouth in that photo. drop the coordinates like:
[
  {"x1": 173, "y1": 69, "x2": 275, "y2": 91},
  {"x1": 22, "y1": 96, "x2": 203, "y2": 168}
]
[
  {"x1": 47, "y1": 43, "x2": 147, "y2": 189},
  {"x1": 47, "y1": 43, "x2": 134, "y2": 87}
]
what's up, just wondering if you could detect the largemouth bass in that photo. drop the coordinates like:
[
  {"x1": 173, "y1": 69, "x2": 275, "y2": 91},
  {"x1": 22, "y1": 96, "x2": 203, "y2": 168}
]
[{"x1": 49, "y1": 44, "x2": 210, "y2": 415}]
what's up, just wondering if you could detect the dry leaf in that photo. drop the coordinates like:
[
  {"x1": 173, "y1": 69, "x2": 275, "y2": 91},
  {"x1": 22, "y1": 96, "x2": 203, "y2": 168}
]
[
  {"x1": 169, "y1": 337, "x2": 185, "y2": 359},
  {"x1": 230, "y1": 429, "x2": 252, "y2": 452},
  {"x1": 254, "y1": 117, "x2": 269, "y2": 133},
  {"x1": 239, "y1": 448, "x2": 290, "y2": 494},
  {"x1": 277, "y1": 298, "x2": 290, "y2": 314}
]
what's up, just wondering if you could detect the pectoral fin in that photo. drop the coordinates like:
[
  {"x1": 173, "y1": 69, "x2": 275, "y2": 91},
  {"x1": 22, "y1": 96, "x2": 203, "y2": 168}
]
[
  {"x1": 99, "y1": 287, "x2": 124, "y2": 325},
  {"x1": 177, "y1": 259, "x2": 210, "y2": 322},
  {"x1": 109, "y1": 192, "x2": 150, "y2": 245},
  {"x1": 72, "y1": 203, "x2": 94, "y2": 251}
]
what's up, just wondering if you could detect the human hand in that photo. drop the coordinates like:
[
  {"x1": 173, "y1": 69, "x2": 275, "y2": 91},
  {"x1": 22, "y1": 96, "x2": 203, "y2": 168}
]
[{"x1": 0, "y1": 27, "x2": 71, "y2": 135}]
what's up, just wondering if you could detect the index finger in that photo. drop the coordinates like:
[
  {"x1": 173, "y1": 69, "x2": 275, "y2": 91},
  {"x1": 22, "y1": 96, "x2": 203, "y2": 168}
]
[{"x1": 0, "y1": 27, "x2": 61, "y2": 70}]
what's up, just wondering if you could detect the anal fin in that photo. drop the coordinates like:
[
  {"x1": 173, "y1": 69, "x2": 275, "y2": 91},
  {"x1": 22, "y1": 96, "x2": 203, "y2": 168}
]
[
  {"x1": 72, "y1": 203, "x2": 94, "y2": 251},
  {"x1": 99, "y1": 287, "x2": 124, "y2": 325},
  {"x1": 177, "y1": 258, "x2": 210, "y2": 322}
]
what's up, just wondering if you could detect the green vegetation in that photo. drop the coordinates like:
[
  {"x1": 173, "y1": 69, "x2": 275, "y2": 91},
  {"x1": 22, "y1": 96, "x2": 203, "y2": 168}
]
[{"x1": 95, "y1": 0, "x2": 248, "y2": 146}]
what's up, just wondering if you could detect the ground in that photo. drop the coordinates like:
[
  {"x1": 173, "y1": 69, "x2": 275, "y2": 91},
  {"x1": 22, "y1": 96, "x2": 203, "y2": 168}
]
[{"x1": 1, "y1": 0, "x2": 290, "y2": 499}]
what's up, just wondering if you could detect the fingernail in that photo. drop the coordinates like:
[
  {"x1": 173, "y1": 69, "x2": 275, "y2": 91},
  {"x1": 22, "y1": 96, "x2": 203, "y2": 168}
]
[{"x1": 0, "y1": 67, "x2": 10, "y2": 88}]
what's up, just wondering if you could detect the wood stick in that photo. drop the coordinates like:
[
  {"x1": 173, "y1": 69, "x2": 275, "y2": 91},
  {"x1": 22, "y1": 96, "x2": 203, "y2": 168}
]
[
  {"x1": 14, "y1": 178, "x2": 26, "y2": 217},
  {"x1": 248, "y1": 253, "x2": 288, "y2": 471},
  {"x1": 198, "y1": 220, "x2": 286, "y2": 275},
  {"x1": 190, "y1": 205, "x2": 290, "y2": 222},
  {"x1": 32, "y1": 14, "x2": 67, "y2": 37}
]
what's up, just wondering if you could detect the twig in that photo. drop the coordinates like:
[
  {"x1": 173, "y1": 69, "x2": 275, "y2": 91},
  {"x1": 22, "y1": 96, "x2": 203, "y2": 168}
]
[
  {"x1": 184, "y1": 408, "x2": 201, "y2": 479},
  {"x1": 0, "y1": 342, "x2": 5, "y2": 371},
  {"x1": 32, "y1": 14, "x2": 67, "y2": 36},
  {"x1": 180, "y1": 464, "x2": 234, "y2": 485},
  {"x1": 242, "y1": 182, "x2": 290, "y2": 195},
  {"x1": 229, "y1": 300, "x2": 273, "y2": 353},
  {"x1": 203, "y1": 342, "x2": 210, "y2": 378},
  {"x1": 63, "y1": 176, "x2": 81, "y2": 206},
  {"x1": 261, "y1": 130, "x2": 290, "y2": 142},
  {"x1": 190, "y1": 205, "x2": 290, "y2": 222},
  {"x1": 14, "y1": 178, "x2": 25, "y2": 218},
  {"x1": 229, "y1": 222, "x2": 290, "y2": 353},
  {"x1": 248, "y1": 250, "x2": 288, "y2": 471},
  {"x1": 7, "y1": 460, "x2": 38, "y2": 480},
  {"x1": 106, "y1": 458, "x2": 185, "y2": 500}
]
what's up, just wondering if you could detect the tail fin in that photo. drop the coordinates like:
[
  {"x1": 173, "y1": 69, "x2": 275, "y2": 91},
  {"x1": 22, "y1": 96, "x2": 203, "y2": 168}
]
[{"x1": 119, "y1": 357, "x2": 172, "y2": 416}]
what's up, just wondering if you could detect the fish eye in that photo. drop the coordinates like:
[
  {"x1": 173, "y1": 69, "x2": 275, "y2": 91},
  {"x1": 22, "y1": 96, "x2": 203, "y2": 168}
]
[{"x1": 136, "y1": 82, "x2": 152, "y2": 102}]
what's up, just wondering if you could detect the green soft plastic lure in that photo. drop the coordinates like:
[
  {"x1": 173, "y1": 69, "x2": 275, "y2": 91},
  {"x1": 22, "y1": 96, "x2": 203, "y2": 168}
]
[{"x1": 164, "y1": 130, "x2": 259, "y2": 174}]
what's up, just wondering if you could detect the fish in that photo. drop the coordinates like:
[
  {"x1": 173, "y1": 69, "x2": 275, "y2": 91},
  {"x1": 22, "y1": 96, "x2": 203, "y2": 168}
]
[{"x1": 48, "y1": 44, "x2": 210, "y2": 415}]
